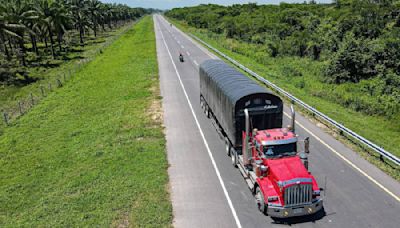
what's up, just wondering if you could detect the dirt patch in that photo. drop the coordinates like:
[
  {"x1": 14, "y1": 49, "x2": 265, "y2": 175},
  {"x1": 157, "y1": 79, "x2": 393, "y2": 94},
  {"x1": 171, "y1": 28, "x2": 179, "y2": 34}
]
[
  {"x1": 148, "y1": 84, "x2": 164, "y2": 126},
  {"x1": 316, "y1": 122, "x2": 327, "y2": 130},
  {"x1": 149, "y1": 99, "x2": 163, "y2": 124},
  {"x1": 111, "y1": 212, "x2": 130, "y2": 228}
]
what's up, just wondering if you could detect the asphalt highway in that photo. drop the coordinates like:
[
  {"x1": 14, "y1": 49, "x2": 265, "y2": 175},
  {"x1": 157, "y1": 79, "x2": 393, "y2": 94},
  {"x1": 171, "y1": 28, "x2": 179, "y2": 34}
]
[{"x1": 154, "y1": 14, "x2": 400, "y2": 228}]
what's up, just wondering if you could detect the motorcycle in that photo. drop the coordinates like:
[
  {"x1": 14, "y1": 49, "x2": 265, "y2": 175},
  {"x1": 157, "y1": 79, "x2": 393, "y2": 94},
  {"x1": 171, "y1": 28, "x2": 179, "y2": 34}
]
[{"x1": 179, "y1": 54, "x2": 184, "y2": 62}]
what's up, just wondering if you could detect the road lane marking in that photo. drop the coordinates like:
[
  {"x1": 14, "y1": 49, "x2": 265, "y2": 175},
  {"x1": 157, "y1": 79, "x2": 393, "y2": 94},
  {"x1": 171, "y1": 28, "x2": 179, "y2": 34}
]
[
  {"x1": 156, "y1": 18, "x2": 243, "y2": 228},
  {"x1": 160, "y1": 16, "x2": 217, "y2": 60},
  {"x1": 193, "y1": 60, "x2": 199, "y2": 66},
  {"x1": 186, "y1": 51, "x2": 190, "y2": 56},
  {"x1": 283, "y1": 112, "x2": 400, "y2": 202},
  {"x1": 177, "y1": 40, "x2": 180, "y2": 44},
  {"x1": 181, "y1": 45, "x2": 184, "y2": 49}
]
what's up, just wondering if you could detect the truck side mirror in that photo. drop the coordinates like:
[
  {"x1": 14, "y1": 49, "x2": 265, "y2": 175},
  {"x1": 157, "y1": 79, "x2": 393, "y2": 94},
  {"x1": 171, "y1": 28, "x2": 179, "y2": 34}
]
[
  {"x1": 299, "y1": 152, "x2": 308, "y2": 170},
  {"x1": 304, "y1": 137, "x2": 310, "y2": 154}
]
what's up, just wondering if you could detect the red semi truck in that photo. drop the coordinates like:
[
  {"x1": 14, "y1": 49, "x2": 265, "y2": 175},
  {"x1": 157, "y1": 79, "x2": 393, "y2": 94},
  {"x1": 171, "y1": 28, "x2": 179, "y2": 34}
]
[{"x1": 199, "y1": 60, "x2": 323, "y2": 218}]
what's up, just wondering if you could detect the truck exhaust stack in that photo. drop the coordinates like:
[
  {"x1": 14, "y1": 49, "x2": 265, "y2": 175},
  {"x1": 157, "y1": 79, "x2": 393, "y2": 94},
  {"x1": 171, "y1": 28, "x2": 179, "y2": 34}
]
[
  {"x1": 291, "y1": 105, "x2": 295, "y2": 133},
  {"x1": 244, "y1": 108, "x2": 250, "y2": 166}
]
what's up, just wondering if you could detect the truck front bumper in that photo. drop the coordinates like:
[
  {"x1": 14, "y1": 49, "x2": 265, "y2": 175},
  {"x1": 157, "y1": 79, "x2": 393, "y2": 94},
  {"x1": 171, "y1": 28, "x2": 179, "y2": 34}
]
[{"x1": 267, "y1": 199, "x2": 323, "y2": 218}]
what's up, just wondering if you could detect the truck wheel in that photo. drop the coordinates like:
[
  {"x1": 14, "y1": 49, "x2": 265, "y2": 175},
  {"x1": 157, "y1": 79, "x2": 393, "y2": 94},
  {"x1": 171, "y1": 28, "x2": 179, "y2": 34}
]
[
  {"x1": 231, "y1": 148, "x2": 238, "y2": 168},
  {"x1": 225, "y1": 137, "x2": 231, "y2": 157},
  {"x1": 255, "y1": 187, "x2": 267, "y2": 215}
]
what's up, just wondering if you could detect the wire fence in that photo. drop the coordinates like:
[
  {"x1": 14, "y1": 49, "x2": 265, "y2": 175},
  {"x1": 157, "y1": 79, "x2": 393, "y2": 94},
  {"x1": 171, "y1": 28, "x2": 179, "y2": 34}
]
[
  {"x1": 190, "y1": 33, "x2": 400, "y2": 166},
  {"x1": 1, "y1": 20, "x2": 137, "y2": 127}
]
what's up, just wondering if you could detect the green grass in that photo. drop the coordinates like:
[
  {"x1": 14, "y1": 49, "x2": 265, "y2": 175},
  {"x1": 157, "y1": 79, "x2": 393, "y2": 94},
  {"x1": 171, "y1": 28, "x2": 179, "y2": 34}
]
[
  {"x1": 0, "y1": 16, "x2": 172, "y2": 227},
  {"x1": 167, "y1": 17, "x2": 400, "y2": 179},
  {"x1": 0, "y1": 21, "x2": 135, "y2": 122}
]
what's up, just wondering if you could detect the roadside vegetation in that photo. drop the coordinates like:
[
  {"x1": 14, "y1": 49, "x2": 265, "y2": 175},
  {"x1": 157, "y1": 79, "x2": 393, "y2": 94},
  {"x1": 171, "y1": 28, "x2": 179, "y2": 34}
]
[
  {"x1": 0, "y1": 16, "x2": 172, "y2": 226},
  {"x1": 165, "y1": 1, "x2": 400, "y2": 160},
  {"x1": 0, "y1": 0, "x2": 155, "y2": 117}
]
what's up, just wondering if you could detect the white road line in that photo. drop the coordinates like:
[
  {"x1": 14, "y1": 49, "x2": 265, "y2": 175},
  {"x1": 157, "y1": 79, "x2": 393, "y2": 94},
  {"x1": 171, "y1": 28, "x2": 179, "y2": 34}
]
[
  {"x1": 181, "y1": 45, "x2": 184, "y2": 49},
  {"x1": 177, "y1": 40, "x2": 180, "y2": 44},
  {"x1": 186, "y1": 51, "x2": 190, "y2": 56},
  {"x1": 283, "y1": 112, "x2": 400, "y2": 202},
  {"x1": 193, "y1": 60, "x2": 199, "y2": 66},
  {"x1": 160, "y1": 16, "x2": 217, "y2": 60},
  {"x1": 156, "y1": 18, "x2": 242, "y2": 228}
]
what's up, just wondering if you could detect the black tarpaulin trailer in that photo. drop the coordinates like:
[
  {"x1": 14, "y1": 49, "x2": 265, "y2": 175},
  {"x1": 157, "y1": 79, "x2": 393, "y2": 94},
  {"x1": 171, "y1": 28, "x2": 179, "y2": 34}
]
[{"x1": 199, "y1": 60, "x2": 283, "y2": 149}]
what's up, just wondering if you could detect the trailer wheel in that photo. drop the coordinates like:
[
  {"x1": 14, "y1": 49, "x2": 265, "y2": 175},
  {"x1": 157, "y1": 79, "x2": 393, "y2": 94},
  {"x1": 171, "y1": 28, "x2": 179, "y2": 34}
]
[
  {"x1": 225, "y1": 137, "x2": 231, "y2": 157},
  {"x1": 200, "y1": 97, "x2": 204, "y2": 110},
  {"x1": 231, "y1": 148, "x2": 238, "y2": 167},
  {"x1": 255, "y1": 187, "x2": 267, "y2": 215},
  {"x1": 205, "y1": 105, "x2": 211, "y2": 118}
]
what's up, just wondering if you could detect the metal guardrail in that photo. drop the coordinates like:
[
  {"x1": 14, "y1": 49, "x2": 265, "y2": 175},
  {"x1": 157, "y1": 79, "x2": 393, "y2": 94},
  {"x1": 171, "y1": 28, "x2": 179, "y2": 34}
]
[{"x1": 190, "y1": 34, "x2": 400, "y2": 166}]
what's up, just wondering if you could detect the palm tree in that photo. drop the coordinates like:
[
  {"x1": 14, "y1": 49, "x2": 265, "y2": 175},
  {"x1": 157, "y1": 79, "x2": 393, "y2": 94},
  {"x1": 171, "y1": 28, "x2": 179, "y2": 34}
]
[
  {"x1": 70, "y1": 0, "x2": 89, "y2": 45},
  {"x1": 1, "y1": 0, "x2": 36, "y2": 66},
  {"x1": 36, "y1": 0, "x2": 70, "y2": 57},
  {"x1": 0, "y1": 11, "x2": 26, "y2": 60},
  {"x1": 0, "y1": 0, "x2": 149, "y2": 71},
  {"x1": 88, "y1": 0, "x2": 100, "y2": 37}
]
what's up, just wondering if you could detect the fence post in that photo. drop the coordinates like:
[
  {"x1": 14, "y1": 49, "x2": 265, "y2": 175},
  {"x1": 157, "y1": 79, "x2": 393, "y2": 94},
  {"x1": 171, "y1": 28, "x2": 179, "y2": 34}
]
[
  {"x1": 56, "y1": 78, "x2": 62, "y2": 87},
  {"x1": 3, "y1": 112, "x2": 8, "y2": 126},
  {"x1": 40, "y1": 85, "x2": 45, "y2": 97},
  {"x1": 30, "y1": 93, "x2": 34, "y2": 106},
  {"x1": 18, "y1": 101, "x2": 23, "y2": 115},
  {"x1": 63, "y1": 73, "x2": 66, "y2": 82},
  {"x1": 49, "y1": 83, "x2": 52, "y2": 91}
]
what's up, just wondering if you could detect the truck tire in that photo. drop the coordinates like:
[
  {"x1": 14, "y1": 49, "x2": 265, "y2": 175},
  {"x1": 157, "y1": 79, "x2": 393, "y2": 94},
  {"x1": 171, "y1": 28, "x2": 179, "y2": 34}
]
[
  {"x1": 255, "y1": 187, "x2": 267, "y2": 215},
  {"x1": 225, "y1": 137, "x2": 231, "y2": 157},
  {"x1": 231, "y1": 148, "x2": 238, "y2": 168}
]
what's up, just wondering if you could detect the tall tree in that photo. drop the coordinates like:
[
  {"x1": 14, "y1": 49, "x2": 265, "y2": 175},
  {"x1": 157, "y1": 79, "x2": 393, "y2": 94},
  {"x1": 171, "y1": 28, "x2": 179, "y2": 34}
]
[{"x1": 88, "y1": 0, "x2": 100, "y2": 37}]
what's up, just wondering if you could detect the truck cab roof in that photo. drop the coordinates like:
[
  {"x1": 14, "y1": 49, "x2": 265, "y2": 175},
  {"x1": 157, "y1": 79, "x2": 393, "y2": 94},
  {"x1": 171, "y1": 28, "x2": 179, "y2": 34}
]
[{"x1": 255, "y1": 128, "x2": 297, "y2": 146}]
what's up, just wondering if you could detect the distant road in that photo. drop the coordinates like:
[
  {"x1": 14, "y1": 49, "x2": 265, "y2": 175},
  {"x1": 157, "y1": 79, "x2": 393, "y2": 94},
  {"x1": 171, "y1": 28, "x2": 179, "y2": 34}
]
[{"x1": 154, "y1": 14, "x2": 400, "y2": 228}]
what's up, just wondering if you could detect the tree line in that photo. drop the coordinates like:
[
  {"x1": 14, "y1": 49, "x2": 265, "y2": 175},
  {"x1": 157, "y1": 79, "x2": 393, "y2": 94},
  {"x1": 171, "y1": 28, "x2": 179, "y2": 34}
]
[
  {"x1": 0, "y1": 0, "x2": 153, "y2": 84},
  {"x1": 166, "y1": 0, "x2": 400, "y2": 118}
]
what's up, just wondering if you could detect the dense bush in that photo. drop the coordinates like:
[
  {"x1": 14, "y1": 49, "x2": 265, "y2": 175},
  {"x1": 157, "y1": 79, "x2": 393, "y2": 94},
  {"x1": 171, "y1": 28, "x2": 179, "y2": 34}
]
[{"x1": 166, "y1": 1, "x2": 400, "y2": 83}]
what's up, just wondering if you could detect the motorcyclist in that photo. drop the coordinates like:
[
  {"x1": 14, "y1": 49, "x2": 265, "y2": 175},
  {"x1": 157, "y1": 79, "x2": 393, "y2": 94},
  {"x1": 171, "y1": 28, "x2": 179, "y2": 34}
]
[{"x1": 179, "y1": 53, "x2": 184, "y2": 62}]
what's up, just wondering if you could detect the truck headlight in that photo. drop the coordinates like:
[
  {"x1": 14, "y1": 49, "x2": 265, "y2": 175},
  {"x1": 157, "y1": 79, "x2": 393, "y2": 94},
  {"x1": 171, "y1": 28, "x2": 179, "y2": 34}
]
[
  {"x1": 313, "y1": 190, "x2": 320, "y2": 196},
  {"x1": 267, "y1": 196, "x2": 278, "y2": 202}
]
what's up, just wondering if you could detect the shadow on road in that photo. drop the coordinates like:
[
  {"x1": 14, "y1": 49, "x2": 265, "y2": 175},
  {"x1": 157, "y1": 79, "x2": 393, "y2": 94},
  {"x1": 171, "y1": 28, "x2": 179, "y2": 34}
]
[{"x1": 271, "y1": 207, "x2": 327, "y2": 225}]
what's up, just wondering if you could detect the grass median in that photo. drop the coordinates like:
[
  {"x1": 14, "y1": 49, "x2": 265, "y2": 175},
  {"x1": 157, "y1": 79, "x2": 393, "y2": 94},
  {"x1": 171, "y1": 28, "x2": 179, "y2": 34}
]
[{"x1": 0, "y1": 16, "x2": 172, "y2": 227}]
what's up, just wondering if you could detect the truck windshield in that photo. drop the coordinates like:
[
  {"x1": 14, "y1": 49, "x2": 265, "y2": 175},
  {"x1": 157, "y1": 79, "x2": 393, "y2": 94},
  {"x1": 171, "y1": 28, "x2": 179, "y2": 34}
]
[{"x1": 263, "y1": 143, "x2": 297, "y2": 158}]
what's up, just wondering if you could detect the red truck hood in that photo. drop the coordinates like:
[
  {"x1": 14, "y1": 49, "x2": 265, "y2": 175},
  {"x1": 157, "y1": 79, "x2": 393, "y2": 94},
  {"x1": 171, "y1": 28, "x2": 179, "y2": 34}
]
[{"x1": 266, "y1": 156, "x2": 310, "y2": 183}]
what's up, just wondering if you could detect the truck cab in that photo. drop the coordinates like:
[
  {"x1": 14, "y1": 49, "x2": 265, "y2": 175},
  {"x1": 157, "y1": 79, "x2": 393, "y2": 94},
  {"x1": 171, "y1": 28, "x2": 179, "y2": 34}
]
[{"x1": 247, "y1": 128, "x2": 323, "y2": 218}]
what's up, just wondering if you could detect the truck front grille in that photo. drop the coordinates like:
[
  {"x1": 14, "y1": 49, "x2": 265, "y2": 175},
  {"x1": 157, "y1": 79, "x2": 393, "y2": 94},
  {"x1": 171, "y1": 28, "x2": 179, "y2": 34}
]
[{"x1": 284, "y1": 184, "x2": 312, "y2": 206}]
